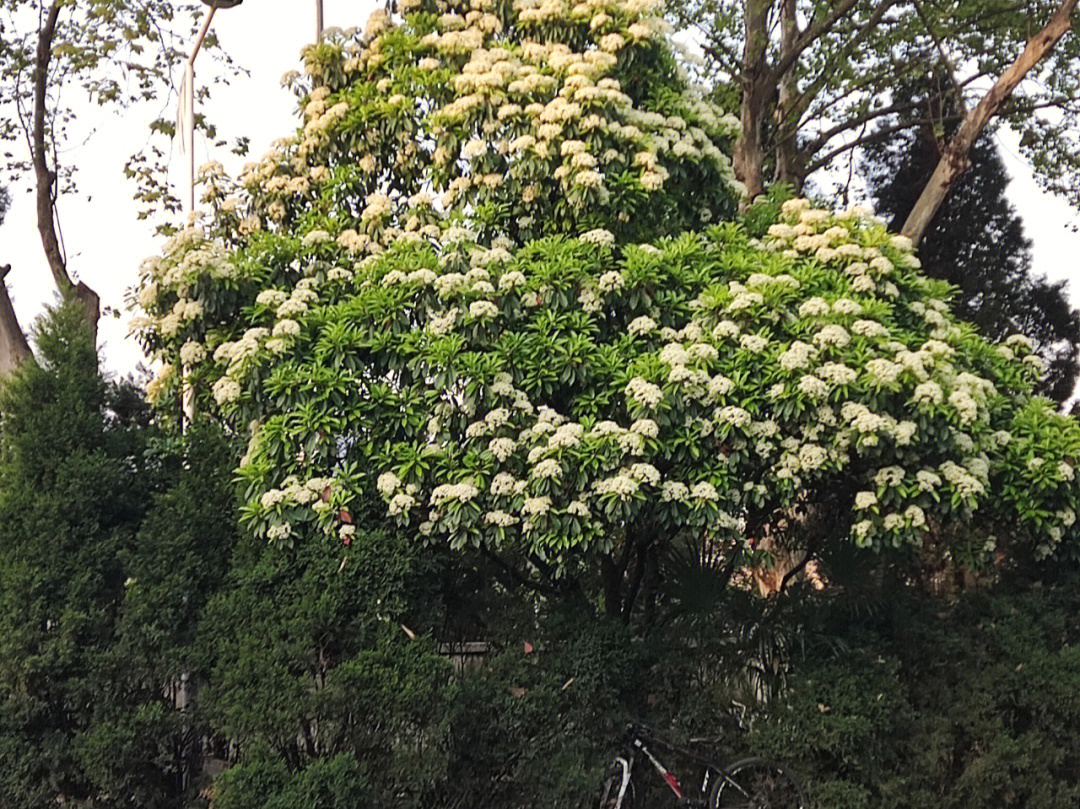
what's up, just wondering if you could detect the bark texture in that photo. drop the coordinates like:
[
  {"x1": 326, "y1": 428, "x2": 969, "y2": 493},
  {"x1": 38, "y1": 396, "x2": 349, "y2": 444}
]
[
  {"x1": 732, "y1": 0, "x2": 867, "y2": 199},
  {"x1": 0, "y1": 266, "x2": 32, "y2": 375}
]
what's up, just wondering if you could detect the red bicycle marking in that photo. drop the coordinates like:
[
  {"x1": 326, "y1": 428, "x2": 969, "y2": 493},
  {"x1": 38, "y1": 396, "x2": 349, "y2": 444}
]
[{"x1": 663, "y1": 771, "x2": 685, "y2": 799}]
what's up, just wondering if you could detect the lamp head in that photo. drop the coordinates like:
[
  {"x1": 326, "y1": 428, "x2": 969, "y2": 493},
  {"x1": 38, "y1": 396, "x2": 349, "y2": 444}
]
[{"x1": 200, "y1": 0, "x2": 244, "y2": 8}]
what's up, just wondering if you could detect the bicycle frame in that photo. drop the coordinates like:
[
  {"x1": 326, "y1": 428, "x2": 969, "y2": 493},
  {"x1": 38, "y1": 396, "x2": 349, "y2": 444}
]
[
  {"x1": 601, "y1": 728, "x2": 806, "y2": 809},
  {"x1": 606, "y1": 754, "x2": 633, "y2": 808},
  {"x1": 603, "y1": 731, "x2": 719, "y2": 808},
  {"x1": 634, "y1": 737, "x2": 689, "y2": 799}
]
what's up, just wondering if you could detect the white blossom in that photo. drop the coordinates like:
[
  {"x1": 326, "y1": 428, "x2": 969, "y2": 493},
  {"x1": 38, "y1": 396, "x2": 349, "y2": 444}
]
[
  {"x1": 625, "y1": 377, "x2": 663, "y2": 409},
  {"x1": 739, "y1": 334, "x2": 768, "y2": 353},
  {"x1": 213, "y1": 377, "x2": 241, "y2": 404},
  {"x1": 598, "y1": 271, "x2": 625, "y2": 292},
  {"x1": 913, "y1": 381, "x2": 943, "y2": 406},
  {"x1": 522, "y1": 495, "x2": 552, "y2": 516},
  {"x1": 469, "y1": 300, "x2": 499, "y2": 319},
  {"x1": 532, "y1": 458, "x2": 562, "y2": 479},
  {"x1": 489, "y1": 437, "x2": 516, "y2": 461},
  {"x1": 430, "y1": 482, "x2": 480, "y2": 505},
  {"x1": 580, "y1": 228, "x2": 615, "y2": 247},
  {"x1": 814, "y1": 324, "x2": 850, "y2": 348},
  {"x1": 717, "y1": 406, "x2": 751, "y2": 428},
  {"x1": 855, "y1": 491, "x2": 877, "y2": 510},
  {"x1": 690, "y1": 481, "x2": 719, "y2": 501}
]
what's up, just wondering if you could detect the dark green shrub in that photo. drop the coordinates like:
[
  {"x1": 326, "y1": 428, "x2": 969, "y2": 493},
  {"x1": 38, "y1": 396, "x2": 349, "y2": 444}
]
[
  {"x1": 744, "y1": 580, "x2": 1080, "y2": 809},
  {"x1": 213, "y1": 750, "x2": 369, "y2": 809}
]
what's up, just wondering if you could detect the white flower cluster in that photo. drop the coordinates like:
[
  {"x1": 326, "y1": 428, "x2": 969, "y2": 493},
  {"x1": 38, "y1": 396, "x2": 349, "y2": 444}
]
[
  {"x1": 431, "y1": 481, "x2": 481, "y2": 506},
  {"x1": 625, "y1": 377, "x2": 662, "y2": 409}
]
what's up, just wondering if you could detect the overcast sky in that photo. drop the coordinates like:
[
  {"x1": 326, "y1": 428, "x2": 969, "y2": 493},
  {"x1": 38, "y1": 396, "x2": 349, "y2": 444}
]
[{"x1": 0, "y1": 0, "x2": 1078, "y2": 379}]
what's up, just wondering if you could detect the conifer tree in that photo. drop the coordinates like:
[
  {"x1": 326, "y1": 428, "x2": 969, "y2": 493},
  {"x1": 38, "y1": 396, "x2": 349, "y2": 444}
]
[
  {"x1": 0, "y1": 302, "x2": 152, "y2": 806},
  {"x1": 0, "y1": 302, "x2": 237, "y2": 807}
]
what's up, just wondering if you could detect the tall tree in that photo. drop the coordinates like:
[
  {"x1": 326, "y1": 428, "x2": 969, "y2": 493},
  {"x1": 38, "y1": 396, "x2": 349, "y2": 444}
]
[
  {"x1": 0, "y1": 302, "x2": 152, "y2": 807},
  {"x1": 864, "y1": 77, "x2": 1080, "y2": 403},
  {"x1": 674, "y1": 1, "x2": 1080, "y2": 236},
  {"x1": 0, "y1": 302, "x2": 238, "y2": 808},
  {"x1": 135, "y1": 2, "x2": 1080, "y2": 619}
]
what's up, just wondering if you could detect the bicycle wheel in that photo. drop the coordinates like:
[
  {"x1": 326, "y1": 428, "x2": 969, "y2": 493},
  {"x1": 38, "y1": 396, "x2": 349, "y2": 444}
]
[
  {"x1": 709, "y1": 757, "x2": 804, "y2": 809},
  {"x1": 598, "y1": 764, "x2": 635, "y2": 809}
]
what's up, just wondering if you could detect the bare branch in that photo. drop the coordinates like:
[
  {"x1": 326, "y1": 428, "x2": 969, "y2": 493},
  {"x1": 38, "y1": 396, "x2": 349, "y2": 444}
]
[
  {"x1": 783, "y1": 0, "x2": 905, "y2": 127},
  {"x1": 913, "y1": 0, "x2": 968, "y2": 113},
  {"x1": 903, "y1": 0, "x2": 1079, "y2": 244},
  {"x1": 767, "y1": 0, "x2": 876, "y2": 89},
  {"x1": 804, "y1": 116, "x2": 945, "y2": 174}
]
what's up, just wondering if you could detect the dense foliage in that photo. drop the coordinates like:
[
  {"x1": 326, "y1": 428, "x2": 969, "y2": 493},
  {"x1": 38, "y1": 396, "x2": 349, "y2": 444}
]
[
  {"x1": 205, "y1": 561, "x2": 1080, "y2": 809},
  {"x1": 749, "y1": 578, "x2": 1080, "y2": 809},
  {"x1": 11, "y1": 3, "x2": 1067, "y2": 809},
  {"x1": 129, "y1": 2, "x2": 1080, "y2": 622},
  {"x1": 0, "y1": 303, "x2": 238, "y2": 808}
]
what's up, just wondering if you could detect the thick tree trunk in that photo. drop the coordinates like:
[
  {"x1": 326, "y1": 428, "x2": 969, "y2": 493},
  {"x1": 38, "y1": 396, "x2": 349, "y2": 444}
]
[
  {"x1": 735, "y1": 91, "x2": 769, "y2": 200},
  {"x1": 0, "y1": 267, "x2": 32, "y2": 375},
  {"x1": 734, "y1": 0, "x2": 772, "y2": 200},
  {"x1": 773, "y1": 0, "x2": 799, "y2": 186},
  {"x1": 733, "y1": 0, "x2": 869, "y2": 199},
  {"x1": 902, "y1": 0, "x2": 1078, "y2": 244}
]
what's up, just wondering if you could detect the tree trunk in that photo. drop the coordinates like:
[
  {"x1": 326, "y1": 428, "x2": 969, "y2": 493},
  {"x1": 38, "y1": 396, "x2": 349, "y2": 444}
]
[
  {"x1": 773, "y1": 0, "x2": 799, "y2": 186},
  {"x1": 733, "y1": 0, "x2": 772, "y2": 200},
  {"x1": 902, "y1": 0, "x2": 1078, "y2": 244},
  {"x1": 733, "y1": 0, "x2": 868, "y2": 199},
  {"x1": 31, "y1": 0, "x2": 100, "y2": 336},
  {"x1": 751, "y1": 534, "x2": 804, "y2": 597},
  {"x1": 0, "y1": 267, "x2": 32, "y2": 375}
]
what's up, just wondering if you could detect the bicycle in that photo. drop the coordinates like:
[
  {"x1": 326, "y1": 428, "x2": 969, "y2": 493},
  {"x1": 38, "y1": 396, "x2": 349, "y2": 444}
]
[{"x1": 597, "y1": 724, "x2": 805, "y2": 808}]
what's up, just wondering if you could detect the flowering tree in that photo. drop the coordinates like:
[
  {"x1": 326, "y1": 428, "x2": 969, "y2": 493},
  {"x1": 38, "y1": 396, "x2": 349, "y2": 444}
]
[{"x1": 133, "y1": 0, "x2": 1080, "y2": 613}]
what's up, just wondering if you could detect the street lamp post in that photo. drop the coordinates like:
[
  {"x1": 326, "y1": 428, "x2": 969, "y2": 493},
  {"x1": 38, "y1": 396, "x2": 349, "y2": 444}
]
[
  {"x1": 179, "y1": 0, "x2": 244, "y2": 425},
  {"x1": 316, "y1": 0, "x2": 324, "y2": 42}
]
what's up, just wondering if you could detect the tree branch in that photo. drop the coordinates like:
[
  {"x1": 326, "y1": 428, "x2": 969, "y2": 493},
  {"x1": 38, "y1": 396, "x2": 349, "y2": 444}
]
[
  {"x1": 783, "y1": 0, "x2": 905, "y2": 129},
  {"x1": 765, "y1": 0, "x2": 867, "y2": 89},
  {"x1": 797, "y1": 97, "x2": 929, "y2": 162},
  {"x1": 32, "y1": 0, "x2": 100, "y2": 335},
  {"x1": 803, "y1": 114, "x2": 958, "y2": 174},
  {"x1": 33, "y1": 0, "x2": 68, "y2": 291},
  {"x1": 479, "y1": 545, "x2": 557, "y2": 596},
  {"x1": 913, "y1": 0, "x2": 968, "y2": 114},
  {"x1": 902, "y1": 0, "x2": 1079, "y2": 244}
]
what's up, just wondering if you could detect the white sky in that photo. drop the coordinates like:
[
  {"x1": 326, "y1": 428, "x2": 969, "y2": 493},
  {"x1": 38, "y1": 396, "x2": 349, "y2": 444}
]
[{"x1": 0, "y1": 0, "x2": 1078, "y2": 380}]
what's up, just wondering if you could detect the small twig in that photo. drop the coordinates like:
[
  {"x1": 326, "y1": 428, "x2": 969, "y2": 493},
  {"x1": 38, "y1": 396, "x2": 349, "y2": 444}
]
[{"x1": 913, "y1": 0, "x2": 968, "y2": 114}]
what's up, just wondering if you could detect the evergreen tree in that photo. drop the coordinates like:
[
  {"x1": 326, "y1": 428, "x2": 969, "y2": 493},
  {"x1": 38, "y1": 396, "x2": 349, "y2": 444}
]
[
  {"x1": 864, "y1": 90, "x2": 1080, "y2": 403},
  {"x1": 0, "y1": 302, "x2": 150, "y2": 806},
  {"x1": 0, "y1": 302, "x2": 237, "y2": 807},
  {"x1": 203, "y1": 518, "x2": 448, "y2": 808}
]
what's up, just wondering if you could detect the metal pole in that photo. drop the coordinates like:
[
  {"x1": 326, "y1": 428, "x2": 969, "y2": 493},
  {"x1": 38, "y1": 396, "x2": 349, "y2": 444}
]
[
  {"x1": 184, "y1": 7, "x2": 216, "y2": 218},
  {"x1": 184, "y1": 61, "x2": 195, "y2": 216},
  {"x1": 316, "y1": 0, "x2": 324, "y2": 42},
  {"x1": 182, "y1": 7, "x2": 215, "y2": 428}
]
